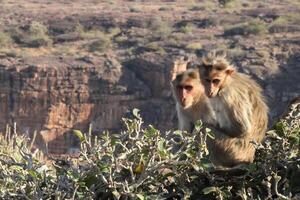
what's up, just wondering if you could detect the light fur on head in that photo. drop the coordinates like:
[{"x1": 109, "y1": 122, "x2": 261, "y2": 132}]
[{"x1": 202, "y1": 50, "x2": 235, "y2": 70}]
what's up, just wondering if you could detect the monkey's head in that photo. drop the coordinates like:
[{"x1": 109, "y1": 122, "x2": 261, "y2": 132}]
[
  {"x1": 172, "y1": 69, "x2": 204, "y2": 109},
  {"x1": 198, "y1": 51, "x2": 235, "y2": 98}
]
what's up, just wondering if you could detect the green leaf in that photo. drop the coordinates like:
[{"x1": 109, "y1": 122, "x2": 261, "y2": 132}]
[
  {"x1": 248, "y1": 163, "x2": 257, "y2": 172},
  {"x1": 158, "y1": 140, "x2": 166, "y2": 153},
  {"x1": 157, "y1": 140, "x2": 169, "y2": 157},
  {"x1": 192, "y1": 163, "x2": 200, "y2": 171},
  {"x1": 84, "y1": 175, "x2": 98, "y2": 187},
  {"x1": 274, "y1": 121, "x2": 286, "y2": 137},
  {"x1": 194, "y1": 120, "x2": 203, "y2": 132},
  {"x1": 36, "y1": 165, "x2": 48, "y2": 174},
  {"x1": 201, "y1": 161, "x2": 214, "y2": 171},
  {"x1": 77, "y1": 192, "x2": 85, "y2": 199},
  {"x1": 118, "y1": 152, "x2": 127, "y2": 159},
  {"x1": 202, "y1": 186, "x2": 218, "y2": 194},
  {"x1": 173, "y1": 130, "x2": 183, "y2": 137},
  {"x1": 110, "y1": 134, "x2": 120, "y2": 146},
  {"x1": 112, "y1": 190, "x2": 121, "y2": 199},
  {"x1": 28, "y1": 170, "x2": 39, "y2": 179},
  {"x1": 10, "y1": 165, "x2": 23, "y2": 171},
  {"x1": 206, "y1": 129, "x2": 215, "y2": 139},
  {"x1": 133, "y1": 108, "x2": 141, "y2": 119},
  {"x1": 73, "y1": 130, "x2": 85, "y2": 142},
  {"x1": 145, "y1": 125, "x2": 158, "y2": 138},
  {"x1": 288, "y1": 135, "x2": 299, "y2": 146},
  {"x1": 136, "y1": 194, "x2": 146, "y2": 200},
  {"x1": 99, "y1": 164, "x2": 110, "y2": 173},
  {"x1": 67, "y1": 171, "x2": 80, "y2": 182}
]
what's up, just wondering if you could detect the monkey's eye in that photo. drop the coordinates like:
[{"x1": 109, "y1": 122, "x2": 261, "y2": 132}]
[
  {"x1": 212, "y1": 79, "x2": 220, "y2": 84},
  {"x1": 204, "y1": 64, "x2": 212, "y2": 70},
  {"x1": 205, "y1": 78, "x2": 211, "y2": 83},
  {"x1": 184, "y1": 85, "x2": 193, "y2": 91},
  {"x1": 176, "y1": 85, "x2": 184, "y2": 90}
]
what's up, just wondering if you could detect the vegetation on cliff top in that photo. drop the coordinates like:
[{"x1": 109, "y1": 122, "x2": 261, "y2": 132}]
[{"x1": 0, "y1": 102, "x2": 299, "y2": 199}]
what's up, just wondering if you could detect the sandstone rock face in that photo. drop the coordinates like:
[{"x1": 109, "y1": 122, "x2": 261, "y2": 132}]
[{"x1": 0, "y1": 54, "x2": 176, "y2": 153}]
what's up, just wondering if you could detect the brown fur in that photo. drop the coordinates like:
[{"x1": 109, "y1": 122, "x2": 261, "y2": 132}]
[
  {"x1": 171, "y1": 68, "x2": 215, "y2": 132},
  {"x1": 199, "y1": 51, "x2": 269, "y2": 168}
]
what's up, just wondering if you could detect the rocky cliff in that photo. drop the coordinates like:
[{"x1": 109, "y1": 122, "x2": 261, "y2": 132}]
[
  {"x1": 0, "y1": 53, "x2": 177, "y2": 153},
  {"x1": 0, "y1": 0, "x2": 299, "y2": 154}
]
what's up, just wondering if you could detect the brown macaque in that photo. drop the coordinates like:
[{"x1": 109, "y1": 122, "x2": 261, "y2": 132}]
[
  {"x1": 198, "y1": 50, "x2": 269, "y2": 168},
  {"x1": 170, "y1": 59, "x2": 214, "y2": 132}
]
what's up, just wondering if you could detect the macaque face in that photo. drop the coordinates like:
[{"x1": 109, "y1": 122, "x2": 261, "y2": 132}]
[
  {"x1": 173, "y1": 69, "x2": 202, "y2": 109},
  {"x1": 201, "y1": 63, "x2": 233, "y2": 98},
  {"x1": 176, "y1": 80, "x2": 195, "y2": 108}
]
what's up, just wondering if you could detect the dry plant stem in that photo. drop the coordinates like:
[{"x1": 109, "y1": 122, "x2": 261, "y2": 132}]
[
  {"x1": 109, "y1": 164, "x2": 114, "y2": 188},
  {"x1": 20, "y1": 191, "x2": 31, "y2": 200},
  {"x1": 72, "y1": 185, "x2": 79, "y2": 200},
  {"x1": 30, "y1": 131, "x2": 37, "y2": 149},
  {"x1": 271, "y1": 173, "x2": 289, "y2": 200}
]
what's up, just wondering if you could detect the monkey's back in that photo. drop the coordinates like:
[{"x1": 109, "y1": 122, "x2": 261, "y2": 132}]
[
  {"x1": 208, "y1": 72, "x2": 269, "y2": 168},
  {"x1": 231, "y1": 73, "x2": 269, "y2": 142}
]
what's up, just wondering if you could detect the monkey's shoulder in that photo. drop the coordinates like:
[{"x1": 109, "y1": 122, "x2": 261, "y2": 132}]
[{"x1": 232, "y1": 73, "x2": 263, "y2": 92}]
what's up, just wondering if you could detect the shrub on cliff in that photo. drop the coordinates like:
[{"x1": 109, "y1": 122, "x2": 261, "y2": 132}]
[
  {"x1": 88, "y1": 35, "x2": 112, "y2": 53},
  {"x1": 11, "y1": 21, "x2": 52, "y2": 48},
  {"x1": 149, "y1": 16, "x2": 173, "y2": 40},
  {"x1": 224, "y1": 19, "x2": 268, "y2": 36},
  {"x1": 0, "y1": 31, "x2": 13, "y2": 47},
  {"x1": 0, "y1": 103, "x2": 299, "y2": 199}
]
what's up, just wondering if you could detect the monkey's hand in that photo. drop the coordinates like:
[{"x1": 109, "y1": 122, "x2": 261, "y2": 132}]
[{"x1": 203, "y1": 123, "x2": 230, "y2": 139}]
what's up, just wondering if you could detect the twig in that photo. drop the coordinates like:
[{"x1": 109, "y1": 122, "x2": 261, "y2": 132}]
[
  {"x1": 30, "y1": 131, "x2": 37, "y2": 150},
  {"x1": 271, "y1": 173, "x2": 289, "y2": 200},
  {"x1": 72, "y1": 185, "x2": 79, "y2": 200}
]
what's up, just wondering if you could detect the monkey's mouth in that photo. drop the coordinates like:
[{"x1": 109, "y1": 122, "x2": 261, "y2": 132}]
[
  {"x1": 181, "y1": 99, "x2": 190, "y2": 108},
  {"x1": 207, "y1": 91, "x2": 215, "y2": 98},
  {"x1": 207, "y1": 90, "x2": 220, "y2": 98}
]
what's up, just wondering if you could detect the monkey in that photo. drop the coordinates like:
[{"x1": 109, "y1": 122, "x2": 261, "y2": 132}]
[
  {"x1": 170, "y1": 59, "x2": 214, "y2": 133},
  {"x1": 197, "y1": 50, "x2": 269, "y2": 168}
]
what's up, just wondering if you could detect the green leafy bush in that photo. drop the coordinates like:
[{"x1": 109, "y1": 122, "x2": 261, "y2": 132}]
[{"x1": 0, "y1": 103, "x2": 299, "y2": 199}]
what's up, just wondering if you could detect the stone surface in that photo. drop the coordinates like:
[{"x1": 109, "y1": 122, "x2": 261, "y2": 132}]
[
  {"x1": 0, "y1": 0, "x2": 299, "y2": 154},
  {"x1": 0, "y1": 53, "x2": 177, "y2": 153}
]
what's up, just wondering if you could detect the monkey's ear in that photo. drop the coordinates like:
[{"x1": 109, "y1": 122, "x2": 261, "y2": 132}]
[
  {"x1": 226, "y1": 68, "x2": 235, "y2": 75},
  {"x1": 201, "y1": 57, "x2": 210, "y2": 67},
  {"x1": 216, "y1": 50, "x2": 227, "y2": 59}
]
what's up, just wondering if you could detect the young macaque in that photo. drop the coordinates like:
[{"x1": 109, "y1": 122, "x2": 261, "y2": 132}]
[
  {"x1": 198, "y1": 51, "x2": 269, "y2": 168},
  {"x1": 170, "y1": 59, "x2": 214, "y2": 132}
]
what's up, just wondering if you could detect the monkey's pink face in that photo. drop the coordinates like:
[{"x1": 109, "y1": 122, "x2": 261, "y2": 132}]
[
  {"x1": 203, "y1": 77, "x2": 222, "y2": 98},
  {"x1": 176, "y1": 84, "x2": 194, "y2": 108},
  {"x1": 200, "y1": 63, "x2": 234, "y2": 98}
]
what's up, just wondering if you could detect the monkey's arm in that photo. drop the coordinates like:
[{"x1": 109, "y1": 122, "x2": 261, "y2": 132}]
[
  {"x1": 176, "y1": 105, "x2": 193, "y2": 132},
  {"x1": 178, "y1": 113, "x2": 193, "y2": 132},
  {"x1": 204, "y1": 123, "x2": 229, "y2": 139},
  {"x1": 226, "y1": 101, "x2": 252, "y2": 138}
]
